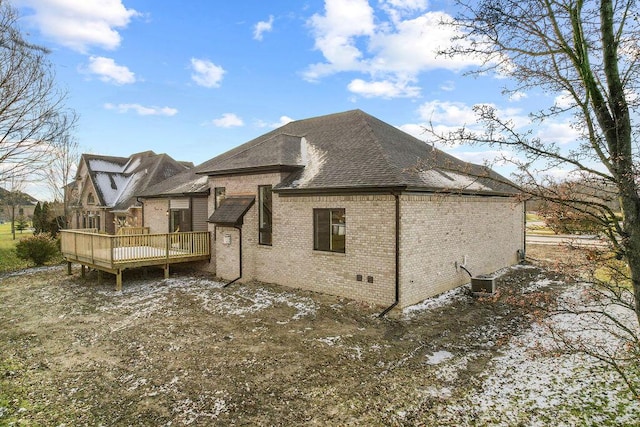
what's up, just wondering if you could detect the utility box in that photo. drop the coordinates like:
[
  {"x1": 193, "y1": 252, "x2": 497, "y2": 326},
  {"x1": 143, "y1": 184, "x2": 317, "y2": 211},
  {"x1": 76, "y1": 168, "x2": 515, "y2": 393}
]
[{"x1": 471, "y1": 276, "x2": 495, "y2": 294}]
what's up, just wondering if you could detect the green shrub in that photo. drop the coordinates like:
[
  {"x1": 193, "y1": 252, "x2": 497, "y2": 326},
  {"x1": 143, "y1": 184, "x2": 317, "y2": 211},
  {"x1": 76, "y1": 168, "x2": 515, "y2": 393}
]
[{"x1": 15, "y1": 234, "x2": 59, "y2": 266}]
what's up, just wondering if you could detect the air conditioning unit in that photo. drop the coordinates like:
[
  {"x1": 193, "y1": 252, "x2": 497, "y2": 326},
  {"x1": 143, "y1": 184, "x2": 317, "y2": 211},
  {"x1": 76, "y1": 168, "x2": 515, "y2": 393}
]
[{"x1": 471, "y1": 276, "x2": 495, "y2": 294}]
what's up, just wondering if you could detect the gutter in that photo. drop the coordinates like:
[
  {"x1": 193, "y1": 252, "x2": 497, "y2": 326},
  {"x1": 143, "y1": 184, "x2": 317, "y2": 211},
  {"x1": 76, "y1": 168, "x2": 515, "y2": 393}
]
[{"x1": 379, "y1": 191, "x2": 401, "y2": 318}]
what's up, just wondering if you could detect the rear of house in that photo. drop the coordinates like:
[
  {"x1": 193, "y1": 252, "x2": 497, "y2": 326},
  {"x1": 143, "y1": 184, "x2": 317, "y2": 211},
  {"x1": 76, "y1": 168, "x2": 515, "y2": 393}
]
[{"x1": 139, "y1": 110, "x2": 524, "y2": 308}]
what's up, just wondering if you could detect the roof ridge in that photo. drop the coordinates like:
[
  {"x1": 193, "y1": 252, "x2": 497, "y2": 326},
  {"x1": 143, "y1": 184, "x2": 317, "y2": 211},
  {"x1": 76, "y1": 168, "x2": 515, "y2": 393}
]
[{"x1": 357, "y1": 111, "x2": 405, "y2": 185}]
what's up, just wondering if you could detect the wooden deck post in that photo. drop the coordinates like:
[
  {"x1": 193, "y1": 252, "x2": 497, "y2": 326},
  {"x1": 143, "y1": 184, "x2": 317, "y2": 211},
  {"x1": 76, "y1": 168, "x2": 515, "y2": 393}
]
[
  {"x1": 67, "y1": 262, "x2": 72, "y2": 275},
  {"x1": 97, "y1": 270, "x2": 103, "y2": 286},
  {"x1": 81, "y1": 265, "x2": 86, "y2": 278},
  {"x1": 116, "y1": 269, "x2": 122, "y2": 291},
  {"x1": 163, "y1": 264, "x2": 170, "y2": 279}
]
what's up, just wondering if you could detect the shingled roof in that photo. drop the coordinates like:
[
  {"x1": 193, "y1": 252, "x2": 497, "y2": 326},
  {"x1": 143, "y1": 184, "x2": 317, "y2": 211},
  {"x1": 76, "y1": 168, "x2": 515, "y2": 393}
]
[
  {"x1": 80, "y1": 151, "x2": 193, "y2": 211},
  {"x1": 196, "y1": 110, "x2": 518, "y2": 196}
]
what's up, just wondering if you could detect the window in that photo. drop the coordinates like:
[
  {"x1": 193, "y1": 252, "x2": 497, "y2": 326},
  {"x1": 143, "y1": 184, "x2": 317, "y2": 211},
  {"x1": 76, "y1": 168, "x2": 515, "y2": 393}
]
[
  {"x1": 314, "y1": 209, "x2": 345, "y2": 253},
  {"x1": 87, "y1": 193, "x2": 95, "y2": 205},
  {"x1": 258, "y1": 185, "x2": 272, "y2": 245},
  {"x1": 214, "y1": 187, "x2": 226, "y2": 209}
]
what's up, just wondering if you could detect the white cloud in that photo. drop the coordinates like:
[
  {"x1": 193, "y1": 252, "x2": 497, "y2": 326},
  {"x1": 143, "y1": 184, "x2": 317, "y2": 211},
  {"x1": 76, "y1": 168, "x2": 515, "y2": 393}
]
[
  {"x1": 16, "y1": 0, "x2": 139, "y2": 52},
  {"x1": 454, "y1": 150, "x2": 519, "y2": 167},
  {"x1": 304, "y1": 2, "x2": 487, "y2": 98},
  {"x1": 305, "y1": 0, "x2": 375, "y2": 80},
  {"x1": 190, "y1": 58, "x2": 225, "y2": 88},
  {"x1": 509, "y1": 91, "x2": 528, "y2": 102},
  {"x1": 554, "y1": 91, "x2": 574, "y2": 109},
  {"x1": 254, "y1": 15, "x2": 274, "y2": 41},
  {"x1": 418, "y1": 100, "x2": 478, "y2": 126},
  {"x1": 256, "y1": 116, "x2": 295, "y2": 128},
  {"x1": 536, "y1": 122, "x2": 580, "y2": 145},
  {"x1": 348, "y1": 78, "x2": 420, "y2": 98},
  {"x1": 86, "y1": 56, "x2": 135, "y2": 85},
  {"x1": 212, "y1": 113, "x2": 244, "y2": 128},
  {"x1": 440, "y1": 80, "x2": 455, "y2": 91},
  {"x1": 104, "y1": 103, "x2": 177, "y2": 116},
  {"x1": 417, "y1": 99, "x2": 530, "y2": 129}
]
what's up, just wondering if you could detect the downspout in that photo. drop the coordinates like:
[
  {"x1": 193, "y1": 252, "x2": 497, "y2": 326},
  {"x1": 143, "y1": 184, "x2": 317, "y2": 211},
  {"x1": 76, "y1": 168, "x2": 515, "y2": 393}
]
[
  {"x1": 224, "y1": 225, "x2": 242, "y2": 287},
  {"x1": 136, "y1": 197, "x2": 145, "y2": 227},
  {"x1": 379, "y1": 192, "x2": 401, "y2": 318}
]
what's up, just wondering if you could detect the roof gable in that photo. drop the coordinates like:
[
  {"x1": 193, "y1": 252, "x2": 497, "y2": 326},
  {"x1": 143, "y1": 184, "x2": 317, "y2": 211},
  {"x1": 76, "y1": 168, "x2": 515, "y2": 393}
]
[{"x1": 78, "y1": 151, "x2": 192, "y2": 210}]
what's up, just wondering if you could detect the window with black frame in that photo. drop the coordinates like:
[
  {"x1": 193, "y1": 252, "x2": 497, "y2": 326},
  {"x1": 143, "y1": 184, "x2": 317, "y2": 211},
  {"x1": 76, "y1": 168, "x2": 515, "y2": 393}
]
[
  {"x1": 258, "y1": 185, "x2": 272, "y2": 245},
  {"x1": 313, "y1": 208, "x2": 345, "y2": 253}
]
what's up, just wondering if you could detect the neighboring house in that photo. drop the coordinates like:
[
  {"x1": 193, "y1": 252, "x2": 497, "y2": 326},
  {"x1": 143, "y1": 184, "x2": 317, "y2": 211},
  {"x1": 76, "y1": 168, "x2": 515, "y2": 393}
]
[
  {"x1": 69, "y1": 151, "x2": 193, "y2": 234},
  {"x1": 0, "y1": 187, "x2": 38, "y2": 222},
  {"x1": 139, "y1": 110, "x2": 525, "y2": 309}
]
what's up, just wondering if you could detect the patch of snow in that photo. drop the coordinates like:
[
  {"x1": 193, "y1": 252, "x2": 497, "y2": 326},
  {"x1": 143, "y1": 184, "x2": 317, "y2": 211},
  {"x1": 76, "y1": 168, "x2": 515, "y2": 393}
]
[
  {"x1": 290, "y1": 138, "x2": 326, "y2": 188},
  {"x1": 442, "y1": 285, "x2": 640, "y2": 425},
  {"x1": 426, "y1": 350, "x2": 453, "y2": 365},
  {"x1": 94, "y1": 172, "x2": 131, "y2": 206},
  {"x1": 88, "y1": 159, "x2": 125, "y2": 172},
  {"x1": 317, "y1": 336, "x2": 341, "y2": 346},
  {"x1": 123, "y1": 156, "x2": 141, "y2": 173},
  {"x1": 403, "y1": 285, "x2": 471, "y2": 316},
  {"x1": 522, "y1": 278, "x2": 563, "y2": 293},
  {"x1": 419, "y1": 169, "x2": 493, "y2": 192}
]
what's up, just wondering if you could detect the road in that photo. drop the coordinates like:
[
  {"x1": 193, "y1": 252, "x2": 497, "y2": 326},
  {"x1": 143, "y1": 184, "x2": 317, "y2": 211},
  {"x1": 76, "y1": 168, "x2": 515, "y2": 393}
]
[{"x1": 526, "y1": 233, "x2": 607, "y2": 247}]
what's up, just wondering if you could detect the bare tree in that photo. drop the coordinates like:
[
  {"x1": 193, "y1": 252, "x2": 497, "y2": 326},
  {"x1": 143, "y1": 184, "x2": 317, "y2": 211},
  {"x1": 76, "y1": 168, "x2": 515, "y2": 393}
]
[
  {"x1": 425, "y1": 0, "x2": 640, "y2": 397},
  {"x1": 430, "y1": 0, "x2": 640, "y2": 324},
  {"x1": 0, "y1": 0, "x2": 72, "y2": 183},
  {"x1": 41, "y1": 111, "x2": 79, "y2": 229}
]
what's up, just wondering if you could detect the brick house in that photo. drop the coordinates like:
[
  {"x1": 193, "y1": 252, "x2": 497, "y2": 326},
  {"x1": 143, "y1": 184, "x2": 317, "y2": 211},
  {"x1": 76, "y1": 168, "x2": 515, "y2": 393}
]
[
  {"x1": 139, "y1": 110, "x2": 525, "y2": 309},
  {"x1": 68, "y1": 151, "x2": 193, "y2": 234}
]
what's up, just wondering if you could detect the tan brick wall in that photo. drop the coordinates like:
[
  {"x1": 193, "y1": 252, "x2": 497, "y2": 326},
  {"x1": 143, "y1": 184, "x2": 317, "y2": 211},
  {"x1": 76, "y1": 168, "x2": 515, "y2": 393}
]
[
  {"x1": 399, "y1": 194, "x2": 524, "y2": 307},
  {"x1": 255, "y1": 194, "x2": 397, "y2": 306},
  {"x1": 206, "y1": 172, "x2": 397, "y2": 306},
  {"x1": 151, "y1": 171, "x2": 524, "y2": 309},
  {"x1": 142, "y1": 198, "x2": 169, "y2": 233}
]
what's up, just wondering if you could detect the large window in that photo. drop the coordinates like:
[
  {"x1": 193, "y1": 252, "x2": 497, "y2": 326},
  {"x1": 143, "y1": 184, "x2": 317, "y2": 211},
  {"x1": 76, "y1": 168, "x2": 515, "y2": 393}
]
[
  {"x1": 258, "y1": 185, "x2": 272, "y2": 245},
  {"x1": 314, "y1": 209, "x2": 345, "y2": 253}
]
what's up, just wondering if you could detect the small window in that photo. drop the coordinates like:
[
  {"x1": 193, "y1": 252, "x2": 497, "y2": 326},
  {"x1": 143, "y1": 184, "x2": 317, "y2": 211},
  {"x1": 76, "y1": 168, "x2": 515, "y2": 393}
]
[
  {"x1": 314, "y1": 209, "x2": 345, "y2": 253},
  {"x1": 259, "y1": 185, "x2": 272, "y2": 245},
  {"x1": 87, "y1": 193, "x2": 95, "y2": 205},
  {"x1": 214, "y1": 187, "x2": 226, "y2": 210}
]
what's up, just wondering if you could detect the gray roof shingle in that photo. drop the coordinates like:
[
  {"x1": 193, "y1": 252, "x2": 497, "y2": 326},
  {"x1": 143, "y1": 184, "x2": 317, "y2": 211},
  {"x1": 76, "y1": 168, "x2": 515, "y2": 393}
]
[
  {"x1": 196, "y1": 110, "x2": 518, "y2": 195},
  {"x1": 208, "y1": 196, "x2": 255, "y2": 226}
]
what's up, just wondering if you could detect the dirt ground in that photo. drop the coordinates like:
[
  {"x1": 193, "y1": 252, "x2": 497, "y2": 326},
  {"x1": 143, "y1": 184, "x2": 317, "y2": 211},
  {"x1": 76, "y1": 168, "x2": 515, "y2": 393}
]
[{"x1": 0, "y1": 246, "x2": 580, "y2": 425}]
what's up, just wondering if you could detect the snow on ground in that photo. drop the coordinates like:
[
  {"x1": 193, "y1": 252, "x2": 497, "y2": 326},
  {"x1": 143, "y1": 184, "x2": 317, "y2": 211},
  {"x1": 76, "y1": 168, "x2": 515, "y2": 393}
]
[
  {"x1": 95, "y1": 276, "x2": 317, "y2": 332},
  {"x1": 402, "y1": 284, "x2": 471, "y2": 317}
]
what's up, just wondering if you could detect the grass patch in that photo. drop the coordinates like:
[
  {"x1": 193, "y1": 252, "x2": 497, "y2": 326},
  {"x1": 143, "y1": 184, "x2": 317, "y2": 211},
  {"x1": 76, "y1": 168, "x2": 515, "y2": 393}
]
[
  {"x1": 0, "y1": 222, "x2": 61, "y2": 273},
  {"x1": 526, "y1": 212, "x2": 542, "y2": 222},
  {"x1": 0, "y1": 223, "x2": 32, "y2": 273}
]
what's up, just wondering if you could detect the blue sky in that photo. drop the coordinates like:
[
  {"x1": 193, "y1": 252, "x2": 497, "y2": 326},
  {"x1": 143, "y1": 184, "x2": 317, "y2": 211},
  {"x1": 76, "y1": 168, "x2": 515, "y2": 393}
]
[{"x1": 13, "y1": 0, "x2": 578, "y2": 200}]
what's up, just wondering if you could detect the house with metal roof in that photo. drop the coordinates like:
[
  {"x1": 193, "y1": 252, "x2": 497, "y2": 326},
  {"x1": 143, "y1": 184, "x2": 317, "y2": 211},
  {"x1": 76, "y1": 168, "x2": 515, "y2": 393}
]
[
  {"x1": 139, "y1": 110, "x2": 525, "y2": 309},
  {"x1": 69, "y1": 150, "x2": 193, "y2": 234}
]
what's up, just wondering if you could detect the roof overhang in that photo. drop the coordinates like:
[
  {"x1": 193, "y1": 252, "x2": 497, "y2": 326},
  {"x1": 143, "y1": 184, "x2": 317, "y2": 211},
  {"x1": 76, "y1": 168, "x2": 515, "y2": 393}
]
[
  {"x1": 138, "y1": 190, "x2": 210, "y2": 199},
  {"x1": 207, "y1": 196, "x2": 255, "y2": 227},
  {"x1": 197, "y1": 164, "x2": 303, "y2": 177}
]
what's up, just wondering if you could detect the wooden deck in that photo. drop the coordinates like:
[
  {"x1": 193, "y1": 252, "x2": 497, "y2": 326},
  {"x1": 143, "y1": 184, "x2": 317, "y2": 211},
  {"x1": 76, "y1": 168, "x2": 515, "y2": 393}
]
[{"x1": 60, "y1": 230, "x2": 211, "y2": 290}]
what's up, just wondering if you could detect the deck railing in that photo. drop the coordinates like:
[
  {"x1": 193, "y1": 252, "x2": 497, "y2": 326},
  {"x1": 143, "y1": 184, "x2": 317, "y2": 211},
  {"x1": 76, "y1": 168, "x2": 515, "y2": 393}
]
[
  {"x1": 60, "y1": 229, "x2": 211, "y2": 270},
  {"x1": 116, "y1": 226, "x2": 150, "y2": 235}
]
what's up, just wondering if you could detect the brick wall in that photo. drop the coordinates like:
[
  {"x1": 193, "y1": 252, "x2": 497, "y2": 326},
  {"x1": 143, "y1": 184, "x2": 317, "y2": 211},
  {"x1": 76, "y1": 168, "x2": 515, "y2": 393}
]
[
  {"x1": 153, "y1": 171, "x2": 524, "y2": 309},
  {"x1": 142, "y1": 198, "x2": 169, "y2": 233},
  {"x1": 399, "y1": 193, "x2": 524, "y2": 307}
]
